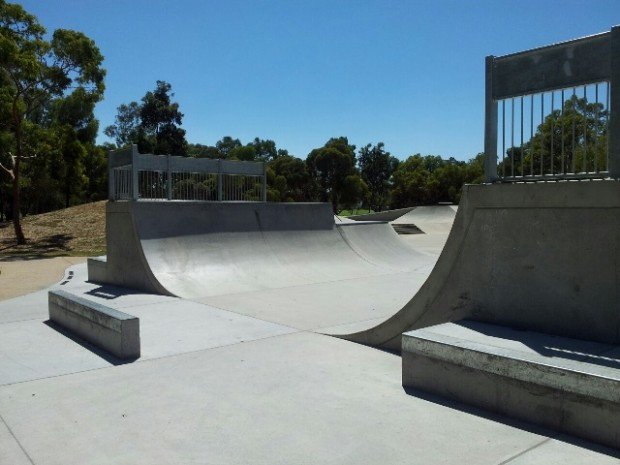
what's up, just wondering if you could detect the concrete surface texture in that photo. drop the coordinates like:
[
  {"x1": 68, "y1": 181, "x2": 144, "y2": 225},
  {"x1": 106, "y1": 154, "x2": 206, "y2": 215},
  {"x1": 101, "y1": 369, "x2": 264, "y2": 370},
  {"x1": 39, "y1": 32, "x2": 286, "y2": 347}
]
[
  {"x1": 98, "y1": 201, "x2": 441, "y2": 336},
  {"x1": 402, "y1": 320, "x2": 620, "y2": 449},
  {"x1": 102, "y1": 201, "x2": 434, "y2": 297},
  {"x1": 49, "y1": 289, "x2": 141, "y2": 359},
  {"x1": 343, "y1": 180, "x2": 620, "y2": 349},
  {"x1": 0, "y1": 264, "x2": 618, "y2": 464},
  {"x1": 94, "y1": 181, "x2": 620, "y2": 351},
  {"x1": 391, "y1": 204, "x2": 458, "y2": 235}
]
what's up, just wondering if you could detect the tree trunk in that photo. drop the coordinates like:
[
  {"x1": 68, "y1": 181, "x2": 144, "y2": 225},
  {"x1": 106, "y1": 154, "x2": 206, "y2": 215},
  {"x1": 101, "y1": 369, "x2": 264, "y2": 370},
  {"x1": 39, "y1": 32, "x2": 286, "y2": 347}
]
[
  {"x1": 65, "y1": 182, "x2": 70, "y2": 209},
  {"x1": 11, "y1": 156, "x2": 25, "y2": 244},
  {"x1": 12, "y1": 104, "x2": 26, "y2": 245},
  {"x1": 0, "y1": 187, "x2": 4, "y2": 222}
]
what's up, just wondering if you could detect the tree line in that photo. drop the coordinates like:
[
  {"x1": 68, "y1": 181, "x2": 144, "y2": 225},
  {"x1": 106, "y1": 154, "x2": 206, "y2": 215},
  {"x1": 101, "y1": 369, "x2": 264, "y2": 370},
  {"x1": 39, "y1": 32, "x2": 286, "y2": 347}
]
[
  {"x1": 102, "y1": 81, "x2": 486, "y2": 212},
  {"x1": 5, "y1": 1, "x2": 604, "y2": 245}
]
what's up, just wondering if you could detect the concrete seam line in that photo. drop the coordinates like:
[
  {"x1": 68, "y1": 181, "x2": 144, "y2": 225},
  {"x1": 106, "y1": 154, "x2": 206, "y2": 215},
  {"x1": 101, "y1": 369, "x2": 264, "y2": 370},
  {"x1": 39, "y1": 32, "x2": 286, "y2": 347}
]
[
  {"x1": 0, "y1": 412, "x2": 36, "y2": 465},
  {"x1": 497, "y1": 437, "x2": 552, "y2": 465},
  {"x1": 183, "y1": 298, "x2": 302, "y2": 331},
  {"x1": 0, "y1": 317, "x2": 49, "y2": 326},
  {"x1": 0, "y1": 330, "x2": 302, "y2": 389}
]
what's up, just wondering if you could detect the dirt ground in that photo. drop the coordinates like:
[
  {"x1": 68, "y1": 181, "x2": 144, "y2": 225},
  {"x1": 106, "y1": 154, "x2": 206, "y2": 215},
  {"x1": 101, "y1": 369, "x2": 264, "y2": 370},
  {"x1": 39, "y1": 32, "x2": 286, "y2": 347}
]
[{"x1": 0, "y1": 201, "x2": 106, "y2": 259}]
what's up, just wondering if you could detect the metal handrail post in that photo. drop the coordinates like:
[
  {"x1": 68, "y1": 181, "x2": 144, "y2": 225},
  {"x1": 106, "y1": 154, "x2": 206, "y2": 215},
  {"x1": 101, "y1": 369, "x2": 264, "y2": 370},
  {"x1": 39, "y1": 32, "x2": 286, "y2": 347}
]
[
  {"x1": 217, "y1": 159, "x2": 223, "y2": 201},
  {"x1": 108, "y1": 150, "x2": 115, "y2": 200},
  {"x1": 484, "y1": 55, "x2": 498, "y2": 182},
  {"x1": 131, "y1": 144, "x2": 139, "y2": 201},
  {"x1": 262, "y1": 162, "x2": 267, "y2": 202},
  {"x1": 166, "y1": 155, "x2": 172, "y2": 200},
  {"x1": 609, "y1": 26, "x2": 620, "y2": 178}
]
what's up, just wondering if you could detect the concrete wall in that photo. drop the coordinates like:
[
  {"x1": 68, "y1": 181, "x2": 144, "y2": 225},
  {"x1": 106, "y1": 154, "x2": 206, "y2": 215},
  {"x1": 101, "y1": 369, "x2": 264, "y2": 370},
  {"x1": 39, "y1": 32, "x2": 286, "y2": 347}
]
[{"x1": 344, "y1": 181, "x2": 620, "y2": 349}]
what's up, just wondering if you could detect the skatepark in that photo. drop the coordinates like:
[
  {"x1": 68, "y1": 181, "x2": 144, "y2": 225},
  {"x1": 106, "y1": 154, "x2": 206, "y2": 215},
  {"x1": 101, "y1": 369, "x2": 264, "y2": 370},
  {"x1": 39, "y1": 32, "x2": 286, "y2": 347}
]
[{"x1": 1, "y1": 27, "x2": 620, "y2": 464}]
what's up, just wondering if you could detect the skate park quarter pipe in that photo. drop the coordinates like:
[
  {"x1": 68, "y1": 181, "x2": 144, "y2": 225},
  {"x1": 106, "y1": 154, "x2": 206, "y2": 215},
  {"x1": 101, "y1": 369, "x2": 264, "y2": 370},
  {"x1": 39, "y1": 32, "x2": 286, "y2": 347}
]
[{"x1": 90, "y1": 181, "x2": 620, "y2": 351}]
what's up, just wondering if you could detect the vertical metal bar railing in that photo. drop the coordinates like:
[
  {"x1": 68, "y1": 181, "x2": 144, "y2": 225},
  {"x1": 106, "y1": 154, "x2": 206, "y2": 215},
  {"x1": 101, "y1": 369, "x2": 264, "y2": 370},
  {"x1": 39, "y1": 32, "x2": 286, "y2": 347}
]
[
  {"x1": 494, "y1": 82, "x2": 610, "y2": 180},
  {"x1": 561, "y1": 90, "x2": 565, "y2": 174},
  {"x1": 484, "y1": 27, "x2": 616, "y2": 182},
  {"x1": 108, "y1": 146, "x2": 267, "y2": 201}
]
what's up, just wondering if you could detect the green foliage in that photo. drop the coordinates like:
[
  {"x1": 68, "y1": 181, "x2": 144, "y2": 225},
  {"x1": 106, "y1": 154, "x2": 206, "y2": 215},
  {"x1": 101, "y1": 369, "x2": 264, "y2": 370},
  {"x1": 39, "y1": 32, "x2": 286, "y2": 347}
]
[
  {"x1": 187, "y1": 143, "x2": 221, "y2": 159},
  {"x1": 215, "y1": 136, "x2": 241, "y2": 157},
  {"x1": 499, "y1": 96, "x2": 607, "y2": 177},
  {"x1": 358, "y1": 142, "x2": 399, "y2": 211},
  {"x1": 103, "y1": 102, "x2": 140, "y2": 147},
  {"x1": 188, "y1": 136, "x2": 288, "y2": 162},
  {"x1": 0, "y1": 0, "x2": 106, "y2": 242},
  {"x1": 228, "y1": 145, "x2": 256, "y2": 161},
  {"x1": 390, "y1": 153, "x2": 483, "y2": 208},
  {"x1": 267, "y1": 155, "x2": 311, "y2": 202},
  {"x1": 306, "y1": 137, "x2": 368, "y2": 212},
  {"x1": 105, "y1": 80, "x2": 187, "y2": 155}
]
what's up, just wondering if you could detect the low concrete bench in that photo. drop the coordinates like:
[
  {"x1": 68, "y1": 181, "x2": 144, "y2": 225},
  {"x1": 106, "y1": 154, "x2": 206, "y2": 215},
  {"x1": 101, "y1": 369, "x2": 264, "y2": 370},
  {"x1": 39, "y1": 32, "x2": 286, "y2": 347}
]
[
  {"x1": 402, "y1": 320, "x2": 620, "y2": 449},
  {"x1": 48, "y1": 290, "x2": 140, "y2": 360}
]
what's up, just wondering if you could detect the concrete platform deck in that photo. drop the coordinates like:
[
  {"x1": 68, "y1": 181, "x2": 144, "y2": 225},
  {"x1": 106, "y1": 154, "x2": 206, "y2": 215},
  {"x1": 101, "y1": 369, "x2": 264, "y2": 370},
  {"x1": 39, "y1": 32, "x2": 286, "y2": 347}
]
[
  {"x1": 402, "y1": 321, "x2": 620, "y2": 449},
  {"x1": 0, "y1": 263, "x2": 618, "y2": 464}
]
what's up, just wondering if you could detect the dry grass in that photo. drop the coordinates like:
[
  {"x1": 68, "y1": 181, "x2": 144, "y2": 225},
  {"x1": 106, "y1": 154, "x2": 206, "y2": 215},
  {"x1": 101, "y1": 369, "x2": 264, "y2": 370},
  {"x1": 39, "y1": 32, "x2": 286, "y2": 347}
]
[{"x1": 0, "y1": 201, "x2": 106, "y2": 260}]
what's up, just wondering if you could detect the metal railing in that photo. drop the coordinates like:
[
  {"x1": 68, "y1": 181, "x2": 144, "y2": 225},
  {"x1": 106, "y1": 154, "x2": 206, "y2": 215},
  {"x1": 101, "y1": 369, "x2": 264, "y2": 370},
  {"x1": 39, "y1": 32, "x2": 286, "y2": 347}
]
[
  {"x1": 484, "y1": 26, "x2": 620, "y2": 182},
  {"x1": 108, "y1": 145, "x2": 267, "y2": 201}
]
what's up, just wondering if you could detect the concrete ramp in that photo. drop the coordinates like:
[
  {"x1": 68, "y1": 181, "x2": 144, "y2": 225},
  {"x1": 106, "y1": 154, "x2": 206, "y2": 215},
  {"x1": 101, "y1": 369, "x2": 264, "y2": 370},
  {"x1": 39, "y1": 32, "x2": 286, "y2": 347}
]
[
  {"x1": 339, "y1": 181, "x2": 620, "y2": 350},
  {"x1": 391, "y1": 205, "x2": 457, "y2": 235},
  {"x1": 103, "y1": 202, "x2": 435, "y2": 300},
  {"x1": 95, "y1": 181, "x2": 620, "y2": 352}
]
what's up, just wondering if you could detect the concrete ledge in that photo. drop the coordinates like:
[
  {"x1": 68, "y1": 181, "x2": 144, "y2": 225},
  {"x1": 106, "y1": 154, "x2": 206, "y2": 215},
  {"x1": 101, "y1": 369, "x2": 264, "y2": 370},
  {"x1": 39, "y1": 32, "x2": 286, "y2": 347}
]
[
  {"x1": 402, "y1": 320, "x2": 620, "y2": 449},
  {"x1": 48, "y1": 290, "x2": 140, "y2": 359}
]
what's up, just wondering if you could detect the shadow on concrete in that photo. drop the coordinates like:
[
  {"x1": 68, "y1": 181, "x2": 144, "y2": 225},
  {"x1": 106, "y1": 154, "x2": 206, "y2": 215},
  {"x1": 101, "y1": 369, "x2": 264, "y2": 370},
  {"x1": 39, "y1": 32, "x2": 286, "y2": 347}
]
[
  {"x1": 84, "y1": 284, "x2": 147, "y2": 300},
  {"x1": 458, "y1": 320, "x2": 620, "y2": 371},
  {"x1": 403, "y1": 386, "x2": 620, "y2": 459},
  {"x1": 43, "y1": 320, "x2": 139, "y2": 366}
]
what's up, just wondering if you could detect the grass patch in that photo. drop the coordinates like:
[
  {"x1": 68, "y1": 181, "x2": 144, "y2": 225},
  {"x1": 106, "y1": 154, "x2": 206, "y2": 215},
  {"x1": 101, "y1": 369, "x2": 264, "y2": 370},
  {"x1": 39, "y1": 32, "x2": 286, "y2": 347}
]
[
  {"x1": 0, "y1": 201, "x2": 106, "y2": 260},
  {"x1": 338, "y1": 208, "x2": 375, "y2": 217}
]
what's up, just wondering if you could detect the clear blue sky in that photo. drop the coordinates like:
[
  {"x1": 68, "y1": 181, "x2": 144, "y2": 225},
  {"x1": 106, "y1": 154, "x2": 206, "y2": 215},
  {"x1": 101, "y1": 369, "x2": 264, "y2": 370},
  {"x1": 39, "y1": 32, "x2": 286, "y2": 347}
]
[{"x1": 19, "y1": 0, "x2": 620, "y2": 161}]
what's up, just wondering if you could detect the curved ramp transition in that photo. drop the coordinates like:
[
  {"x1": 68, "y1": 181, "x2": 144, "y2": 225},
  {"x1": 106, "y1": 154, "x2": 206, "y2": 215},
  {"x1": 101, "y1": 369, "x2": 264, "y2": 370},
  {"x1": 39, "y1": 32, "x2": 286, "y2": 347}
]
[{"x1": 95, "y1": 181, "x2": 620, "y2": 351}]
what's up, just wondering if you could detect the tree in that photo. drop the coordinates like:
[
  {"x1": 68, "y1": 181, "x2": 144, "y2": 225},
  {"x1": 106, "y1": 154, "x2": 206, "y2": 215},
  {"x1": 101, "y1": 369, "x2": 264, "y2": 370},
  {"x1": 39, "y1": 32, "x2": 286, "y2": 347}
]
[
  {"x1": 358, "y1": 142, "x2": 399, "y2": 211},
  {"x1": 105, "y1": 81, "x2": 187, "y2": 155},
  {"x1": 215, "y1": 136, "x2": 241, "y2": 158},
  {"x1": 227, "y1": 145, "x2": 256, "y2": 161},
  {"x1": 499, "y1": 96, "x2": 607, "y2": 177},
  {"x1": 140, "y1": 81, "x2": 186, "y2": 155},
  {"x1": 103, "y1": 101, "x2": 140, "y2": 147},
  {"x1": 390, "y1": 154, "x2": 482, "y2": 208},
  {"x1": 267, "y1": 155, "x2": 311, "y2": 202},
  {"x1": 187, "y1": 143, "x2": 220, "y2": 159},
  {"x1": 0, "y1": 1, "x2": 105, "y2": 243},
  {"x1": 306, "y1": 137, "x2": 366, "y2": 212},
  {"x1": 249, "y1": 137, "x2": 288, "y2": 162}
]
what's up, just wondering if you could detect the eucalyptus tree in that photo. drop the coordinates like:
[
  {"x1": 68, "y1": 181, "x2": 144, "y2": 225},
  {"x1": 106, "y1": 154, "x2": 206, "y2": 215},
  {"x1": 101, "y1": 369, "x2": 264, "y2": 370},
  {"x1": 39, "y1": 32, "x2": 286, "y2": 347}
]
[
  {"x1": 358, "y1": 142, "x2": 399, "y2": 211},
  {"x1": 105, "y1": 81, "x2": 187, "y2": 156},
  {"x1": 0, "y1": 0, "x2": 105, "y2": 243},
  {"x1": 306, "y1": 137, "x2": 367, "y2": 213}
]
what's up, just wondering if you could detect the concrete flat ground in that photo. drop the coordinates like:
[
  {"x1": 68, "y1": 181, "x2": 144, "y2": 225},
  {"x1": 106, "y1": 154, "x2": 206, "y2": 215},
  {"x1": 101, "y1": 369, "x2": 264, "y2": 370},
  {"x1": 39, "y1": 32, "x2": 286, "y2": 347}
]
[{"x1": 0, "y1": 263, "x2": 618, "y2": 464}]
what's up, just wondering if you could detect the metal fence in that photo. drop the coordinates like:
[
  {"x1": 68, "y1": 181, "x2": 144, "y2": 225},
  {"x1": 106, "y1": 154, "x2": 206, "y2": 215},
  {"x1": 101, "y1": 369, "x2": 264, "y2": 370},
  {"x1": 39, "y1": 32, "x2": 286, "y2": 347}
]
[
  {"x1": 484, "y1": 26, "x2": 620, "y2": 182},
  {"x1": 109, "y1": 145, "x2": 267, "y2": 201}
]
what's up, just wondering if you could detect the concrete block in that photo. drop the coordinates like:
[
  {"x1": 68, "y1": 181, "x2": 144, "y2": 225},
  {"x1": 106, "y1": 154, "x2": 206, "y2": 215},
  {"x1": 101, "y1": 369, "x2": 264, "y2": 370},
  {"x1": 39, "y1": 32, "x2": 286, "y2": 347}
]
[
  {"x1": 48, "y1": 290, "x2": 140, "y2": 359},
  {"x1": 86, "y1": 257, "x2": 107, "y2": 283},
  {"x1": 402, "y1": 320, "x2": 620, "y2": 449}
]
